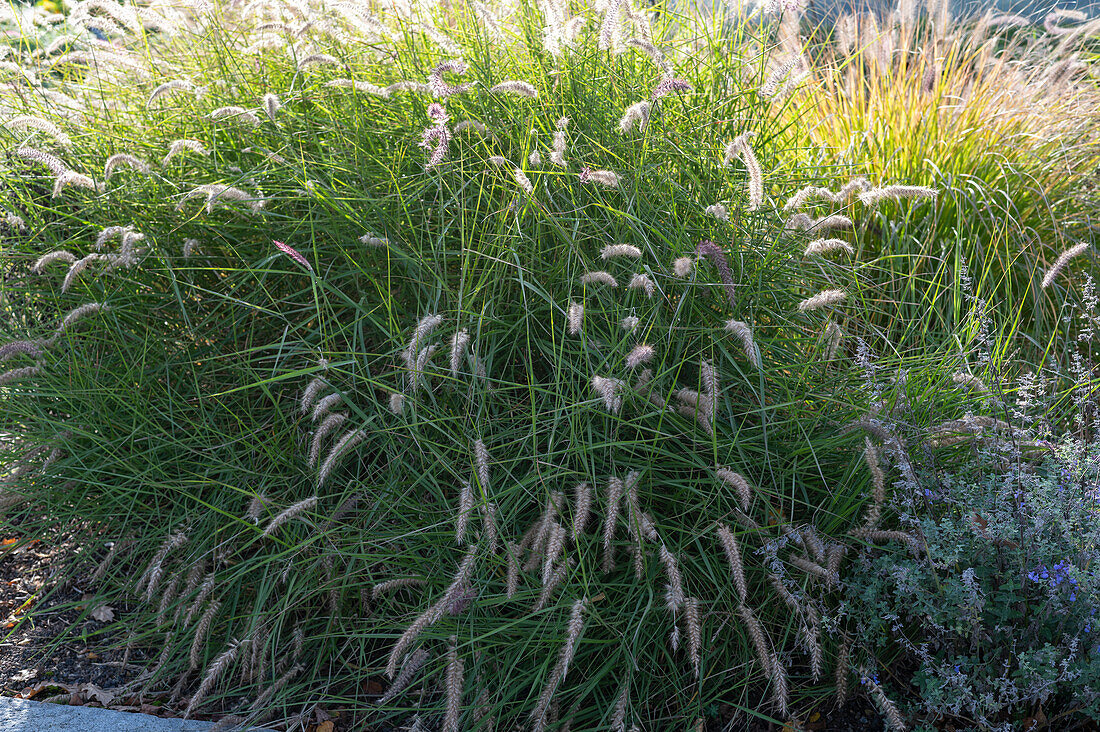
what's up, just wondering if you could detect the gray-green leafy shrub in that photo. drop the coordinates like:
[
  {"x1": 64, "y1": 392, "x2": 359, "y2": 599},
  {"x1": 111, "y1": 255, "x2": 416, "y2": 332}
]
[{"x1": 844, "y1": 428, "x2": 1100, "y2": 730}]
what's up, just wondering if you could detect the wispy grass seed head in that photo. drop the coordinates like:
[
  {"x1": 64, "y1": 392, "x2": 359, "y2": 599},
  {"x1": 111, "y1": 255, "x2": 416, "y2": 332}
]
[
  {"x1": 625, "y1": 344, "x2": 654, "y2": 369},
  {"x1": 581, "y1": 271, "x2": 618, "y2": 288},
  {"x1": 798, "y1": 289, "x2": 847, "y2": 312},
  {"x1": 1042, "y1": 242, "x2": 1089, "y2": 289},
  {"x1": 601, "y1": 243, "x2": 642, "y2": 259},
  {"x1": 618, "y1": 101, "x2": 650, "y2": 133},
  {"x1": 627, "y1": 273, "x2": 655, "y2": 298}
]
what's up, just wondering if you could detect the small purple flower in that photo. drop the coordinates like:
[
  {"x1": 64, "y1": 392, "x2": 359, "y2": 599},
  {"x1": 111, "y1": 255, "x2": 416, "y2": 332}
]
[{"x1": 273, "y1": 240, "x2": 312, "y2": 272}]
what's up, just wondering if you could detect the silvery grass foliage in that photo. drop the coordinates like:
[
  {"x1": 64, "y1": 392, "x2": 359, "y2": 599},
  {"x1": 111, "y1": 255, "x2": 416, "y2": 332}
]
[{"x1": 0, "y1": 0, "x2": 1076, "y2": 729}]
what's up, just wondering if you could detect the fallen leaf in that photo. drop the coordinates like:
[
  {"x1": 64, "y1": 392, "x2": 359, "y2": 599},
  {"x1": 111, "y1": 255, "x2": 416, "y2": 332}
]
[
  {"x1": 316, "y1": 722, "x2": 335, "y2": 732},
  {"x1": 2, "y1": 538, "x2": 18, "y2": 546},
  {"x1": 82, "y1": 683, "x2": 115, "y2": 706},
  {"x1": 90, "y1": 605, "x2": 115, "y2": 622}
]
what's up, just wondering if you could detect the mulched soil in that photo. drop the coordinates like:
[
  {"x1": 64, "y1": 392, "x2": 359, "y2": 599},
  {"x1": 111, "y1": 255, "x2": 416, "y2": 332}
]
[{"x1": 0, "y1": 523, "x2": 140, "y2": 693}]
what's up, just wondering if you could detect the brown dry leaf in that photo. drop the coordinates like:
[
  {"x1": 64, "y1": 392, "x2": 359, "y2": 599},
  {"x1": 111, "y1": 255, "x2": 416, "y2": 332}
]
[
  {"x1": 90, "y1": 605, "x2": 115, "y2": 622},
  {"x1": 316, "y1": 722, "x2": 335, "y2": 732},
  {"x1": 81, "y1": 683, "x2": 115, "y2": 706},
  {"x1": 18, "y1": 681, "x2": 76, "y2": 699}
]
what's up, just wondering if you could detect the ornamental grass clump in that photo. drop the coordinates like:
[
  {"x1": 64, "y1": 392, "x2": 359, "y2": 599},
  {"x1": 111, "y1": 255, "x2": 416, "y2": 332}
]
[
  {"x1": 0, "y1": 0, "x2": 1095, "y2": 730},
  {"x1": 784, "y1": 1, "x2": 1100, "y2": 353}
]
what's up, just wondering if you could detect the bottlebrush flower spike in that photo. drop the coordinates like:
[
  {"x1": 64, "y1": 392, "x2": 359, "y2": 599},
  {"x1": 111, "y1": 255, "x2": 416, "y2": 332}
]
[
  {"x1": 581, "y1": 271, "x2": 618, "y2": 288},
  {"x1": 804, "y1": 238, "x2": 854, "y2": 257},
  {"x1": 618, "y1": 101, "x2": 650, "y2": 134},
  {"x1": 52, "y1": 170, "x2": 101, "y2": 197},
  {"x1": 568, "y1": 301, "x2": 583, "y2": 335},
  {"x1": 163, "y1": 139, "x2": 209, "y2": 165},
  {"x1": 705, "y1": 204, "x2": 729, "y2": 221},
  {"x1": 601, "y1": 244, "x2": 641, "y2": 259},
  {"x1": 273, "y1": 240, "x2": 312, "y2": 271},
  {"x1": 724, "y1": 320, "x2": 761, "y2": 368},
  {"x1": 208, "y1": 106, "x2": 261, "y2": 126},
  {"x1": 14, "y1": 146, "x2": 67, "y2": 176},
  {"x1": 489, "y1": 80, "x2": 538, "y2": 97},
  {"x1": 628, "y1": 273, "x2": 655, "y2": 298},
  {"x1": 695, "y1": 240, "x2": 737, "y2": 309},
  {"x1": 625, "y1": 344, "x2": 654, "y2": 369},
  {"x1": 798, "y1": 289, "x2": 847, "y2": 311},
  {"x1": 298, "y1": 53, "x2": 340, "y2": 70},
  {"x1": 651, "y1": 75, "x2": 692, "y2": 99},
  {"x1": 428, "y1": 59, "x2": 475, "y2": 98},
  {"x1": 147, "y1": 79, "x2": 197, "y2": 106},
  {"x1": 722, "y1": 132, "x2": 764, "y2": 210},
  {"x1": 591, "y1": 375, "x2": 625, "y2": 413},
  {"x1": 4, "y1": 115, "x2": 72, "y2": 147},
  {"x1": 104, "y1": 153, "x2": 151, "y2": 180},
  {"x1": 1042, "y1": 243, "x2": 1089, "y2": 289},
  {"x1": 579, "y1": 167, "x2": 621, "y2": 188}
]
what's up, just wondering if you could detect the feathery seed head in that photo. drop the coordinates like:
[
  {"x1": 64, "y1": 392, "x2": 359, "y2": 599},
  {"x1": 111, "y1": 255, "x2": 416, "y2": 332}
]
[
  {"x1": 591, "y1": 375, "x2": 625, "y2": 413},
  {"x1": 489, "y1": 80, "x2": 538, "y2": 97},
  {"x1": 673, "y1": 256, "x2": 694, "y2": 277},
  {"x1": 567, "y1": 301, "x2": 584, "y2": 335},
  {"x1": 580, "y1": 270, "x2": 618, "y2": 288},
  {"x1": 601, "y1": 243, "x2": 641, "y2": 259},
  {"x1": 625, "y1": 344, "x2": 654, "y2": 369},
  {"x1": 1042, "y1": 243, "x2": 1089, "y2": 289},
  {"x1": 798, "y1": 289, "x2": 847, "y2": 311},
  {"x1": 804, "y1": 238, "x2": 854, "y2": 257},
  {"x1": 579, "y1": 167, "x2": 621, "y2": 188},
  {"x1": 618, "y1": 101, "x2": 650, "y2": 133},
  {"x1": 428, "y1": 59, "x2": 474, "y2": 98},
  {"x1": 32, "y1": 250, "x2": 76, "y2": 273},
  {"x1": 705, "y1": 203, "x2": 729, "y2": 220},
  {"x1": 627, "y1": 273, "x2": 655, "y2": 298},
  {"x1": 651, "y1": 75, "x2": 692, "y2": 99},
  {"x1": 103, "y1": 153, "x2": 150, "y2": 180}
]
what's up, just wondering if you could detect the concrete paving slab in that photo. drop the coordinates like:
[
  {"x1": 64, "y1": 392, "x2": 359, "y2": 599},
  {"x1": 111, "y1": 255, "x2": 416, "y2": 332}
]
[{"x1": 0, "y1": 696, "x2": 272, "y2": 732}]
